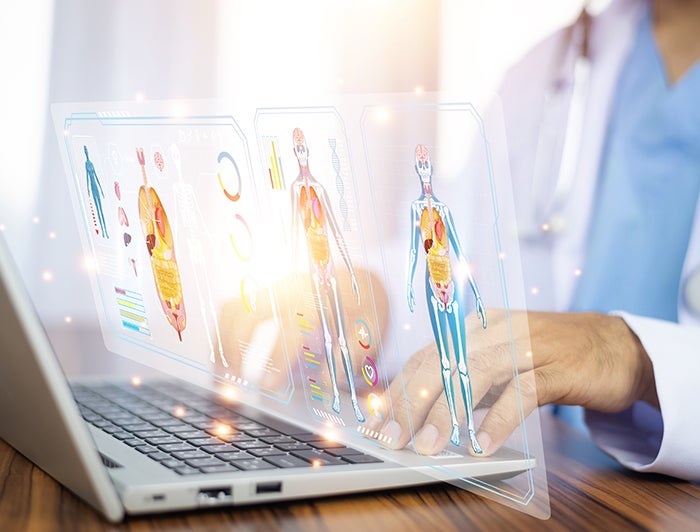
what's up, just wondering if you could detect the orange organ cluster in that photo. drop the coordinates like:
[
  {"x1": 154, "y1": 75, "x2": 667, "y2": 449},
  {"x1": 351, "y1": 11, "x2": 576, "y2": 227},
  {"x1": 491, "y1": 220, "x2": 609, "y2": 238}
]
[
  {"x1": 421, "y1": 207, "x2": 454, "y2": 304},
  {"x1": 137, "y1": 148, "x2": 187, "y2": 341},
  {"x1": 300, "y1": 186, "x2": 330, "y2": 267}
]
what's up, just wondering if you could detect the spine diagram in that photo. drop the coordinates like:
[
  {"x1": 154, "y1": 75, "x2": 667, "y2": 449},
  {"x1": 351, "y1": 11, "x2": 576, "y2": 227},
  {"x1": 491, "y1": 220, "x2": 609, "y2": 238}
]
[
  {"x1": 407, "y1": 144, "x2": 487, "y2": 454},
  {"x1": 136, "y1": 147, "x2": 187, "y2": 341}
]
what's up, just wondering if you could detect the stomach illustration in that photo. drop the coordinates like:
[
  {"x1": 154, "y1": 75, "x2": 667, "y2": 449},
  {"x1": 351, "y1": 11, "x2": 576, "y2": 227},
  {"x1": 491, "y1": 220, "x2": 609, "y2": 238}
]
[{"x1": 138, "y1": 185, "x2": 187, "y2": 340}]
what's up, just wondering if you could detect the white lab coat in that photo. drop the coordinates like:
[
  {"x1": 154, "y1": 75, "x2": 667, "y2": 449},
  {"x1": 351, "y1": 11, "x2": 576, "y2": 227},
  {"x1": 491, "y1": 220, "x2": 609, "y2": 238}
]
[{"x1": 499, "y1": 0, "x2": 700, "y2": 481}]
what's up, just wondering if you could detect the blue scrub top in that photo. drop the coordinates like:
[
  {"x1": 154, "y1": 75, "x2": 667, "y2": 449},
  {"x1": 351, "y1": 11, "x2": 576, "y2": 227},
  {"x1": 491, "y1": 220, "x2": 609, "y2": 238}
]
[{"x1": 572, "y1": 8, "x2": 700, "y2": 321}]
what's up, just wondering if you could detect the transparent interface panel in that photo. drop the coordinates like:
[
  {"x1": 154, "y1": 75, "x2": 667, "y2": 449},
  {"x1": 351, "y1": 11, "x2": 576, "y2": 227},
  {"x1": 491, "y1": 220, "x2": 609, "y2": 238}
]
[{"x1": 52, "y1": 97, "x2": 549, "y2": 519}]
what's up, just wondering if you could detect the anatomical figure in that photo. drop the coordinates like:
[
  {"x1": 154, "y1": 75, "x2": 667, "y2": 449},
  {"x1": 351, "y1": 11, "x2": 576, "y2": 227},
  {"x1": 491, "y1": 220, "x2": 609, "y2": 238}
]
[
  {"x1": 290, "y1": 128, "x2": 365, "y2": 423},
  {"x1": 407, "y1": 144, "x2": 487, "y2": 453}
]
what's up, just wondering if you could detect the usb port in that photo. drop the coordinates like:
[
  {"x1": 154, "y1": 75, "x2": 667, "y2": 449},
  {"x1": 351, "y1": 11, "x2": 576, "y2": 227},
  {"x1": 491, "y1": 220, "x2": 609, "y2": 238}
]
[
  {"x1": 197, "y1": 486, "x2": 233, "y2": 505},
  {"x1": 256, "y1": 482, "x2": 282, "y2": 494}
]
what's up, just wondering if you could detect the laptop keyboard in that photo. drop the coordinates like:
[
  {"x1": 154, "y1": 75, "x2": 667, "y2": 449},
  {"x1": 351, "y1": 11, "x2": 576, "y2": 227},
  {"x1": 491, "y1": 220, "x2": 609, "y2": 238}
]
[{"x1": 71, "y1": 382, "x2": 382, "y2": 475}]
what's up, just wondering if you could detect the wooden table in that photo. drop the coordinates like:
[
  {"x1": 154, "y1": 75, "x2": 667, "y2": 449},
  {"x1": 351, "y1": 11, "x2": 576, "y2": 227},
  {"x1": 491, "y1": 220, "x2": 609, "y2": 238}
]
[{"x1": 1, "y1": 410, "x2": 699, "y2": 531}]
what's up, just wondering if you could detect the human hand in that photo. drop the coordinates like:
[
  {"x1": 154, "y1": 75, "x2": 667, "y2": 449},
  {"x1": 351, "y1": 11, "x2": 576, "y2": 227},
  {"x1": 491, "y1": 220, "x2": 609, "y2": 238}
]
[{"x1": 368, "y1": 310, "x2": 658, "y2": 456}]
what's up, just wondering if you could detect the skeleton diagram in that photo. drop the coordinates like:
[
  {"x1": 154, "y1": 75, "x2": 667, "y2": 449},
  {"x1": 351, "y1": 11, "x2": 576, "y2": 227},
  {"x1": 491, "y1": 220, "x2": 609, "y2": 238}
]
[
  {"x1": 290, "y1": 128, "x2": 365, "y2": 422},
  {"x1": 407, "y1": 144, "x2": 487, "y2": 453},
  {"x1": 84, "y1": 145, "x2": 109, "y2": 239},
  {"x1": 170, "y1": 144, "x2": 228, "y2": 366},
  {"x1": 137, "y1": 147, "x2": 187, "y2": 341}
]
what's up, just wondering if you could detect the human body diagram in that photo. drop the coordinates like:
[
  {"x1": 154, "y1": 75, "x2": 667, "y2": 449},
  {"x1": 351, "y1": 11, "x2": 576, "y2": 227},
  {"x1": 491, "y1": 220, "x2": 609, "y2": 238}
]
[
  {"x1": 84, "y1": 145, "x2": 109, "y2": 239},
  {"x1": 289, "y1": 128, "x2": 365, "y2": 422},
  {"x1": 407, "y1": 144, "x2": 487, "y2": 453}
]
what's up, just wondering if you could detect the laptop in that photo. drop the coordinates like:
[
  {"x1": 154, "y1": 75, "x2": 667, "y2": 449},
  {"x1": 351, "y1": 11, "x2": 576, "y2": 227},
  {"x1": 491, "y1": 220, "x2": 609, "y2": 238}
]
[{"x1": 0, "y1": 231, "x2": 533, "y2": 522}]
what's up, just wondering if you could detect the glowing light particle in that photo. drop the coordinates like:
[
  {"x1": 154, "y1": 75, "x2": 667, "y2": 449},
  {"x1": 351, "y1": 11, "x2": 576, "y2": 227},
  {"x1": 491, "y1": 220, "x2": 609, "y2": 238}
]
[
  {"x1": 574, "y1": 268, "x2": 582, "y2": 277},
  {"x1": 414, "y1": 86, "x2": 424, "y2": 94},
  {"x1": 130, "y1": 376, "x2": 142, "y2": 387},
  {"x1": 32, "y1": 216, "x2": 40, "y2": 224},
  {"x1": 0, "y1": 224, "x2": 5, "y2": 232},
  {"x1": 49, "y1": 231, "x2": 57, "y2": 240},
  {"x1": 499, "y1": 252, "x2": 506, "y2": 260},
  {"x1": 402, "y1": 323, "x2": 411, "y2": 331},
  {"x1": 214, "y1": 423, "x2": 232, "y2": 436},
  {"x1": 530, "y1": 287, "x2": 540, "y2": 296},
  {"x1": 64, "y1": 316, "x2": 73, "y2": 324},
  {"x1": 541, "y1": 223, "x2": 550, "y2": 232},
  {"x1": 134, "y1": 92, "x2": 145, "y2": 102},
  {"x1": 174, "y1": 406, "x2": 186, "y2": 418},
  {"x1": 41, "y1": 271, "x2": 54, "y2": 282},
  {"x1": 311, "y1": 459, "x2": 322, "y2": 468},
  {"x1": 526, "y1": 351, "x2": 533, "y2": 358},
  {"x1": 419, "y1": 388, "x2": 429, "y2": 399}
]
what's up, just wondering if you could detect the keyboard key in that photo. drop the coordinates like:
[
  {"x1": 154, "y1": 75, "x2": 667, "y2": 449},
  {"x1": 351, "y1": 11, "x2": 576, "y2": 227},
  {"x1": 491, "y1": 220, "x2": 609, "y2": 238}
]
[
  {"x1": 159, "y1": 443, "x2": 195, "y2": 453},
  {"x1": 245, "y1": 429, "x2": 280, "y2": 438},
  {"x1": 325, "y1": 447, "x2": 364, "y2": 457},
  {"x1": 309, "y1": 441, "x2": 346, "y2": 450},
  {"x1": 134, "y1": 430, "x2": 168, "y2": 439},
  {"x1": 111, "y1": 431, "x2": 132, "y2": 440},
  {"x1": 274, "y1": 443, "x2": 312, "y2": 452},
  {"x1": 162, "y1": 422, "x2": 194, "y2": 433},
  {"x1": 172, "y1": 450, "x2": 212, "y2": 460},
  {"x1": 161, "y1": 459, "x2": 186, "y2": 469},
  {"x1": 248, "y1": 447, "x2": 285, "y2": 458},
  {"x1": 260, "y1": 436, "x2": 296, "y2": 445},
  {"x1": 233, "y1": 459, "x2": 277, "y2": 471},
  {"x1": 200, "y1": 465, "x2": 241, "y2": 474},
  {"x1": 122, "y1": 438, "x2": 145, "y2": 447},
  {"x1": 233, "y1": 440, "x2": 271, "y2": 450},
  {"x1": 216, "y1": 452, "x2": 254, "y2": 462},
  {"x1": 148, "y1": 452, "x2": 172, "y2": 462},
  {"x1": 290, "y1": 450, "x2": 347, "y2": 466},
  {"x1": 146, "y1": 436, "x2": 182, "y2": 446},
  {"x1": 290, "y1": 432, "x2": 326, "y2": 443},
  {"x1": 263, "y1": 455, "x2": 312, "y2": 469},
  {"x1": 176, "y1": 430, "x2": 210, "y2": 440},
  {"x1": 185, "y1": 457, "x2": 227, "y2": 469},
  {"x1": 342, "y1": 454, "x2": 383, "y2": 465},
  {"x1": 175, "y1": 466, "x2": 202, "y2": 475},
  {"x1": 201, "y1": 445, "x2": 238, "y2": 454},
  {"x1": 134, "y1": 445, "x2": 160, "y2": 454},
  {"x1": 187, "y1": 437, "x2": 227, "y2": 447}
]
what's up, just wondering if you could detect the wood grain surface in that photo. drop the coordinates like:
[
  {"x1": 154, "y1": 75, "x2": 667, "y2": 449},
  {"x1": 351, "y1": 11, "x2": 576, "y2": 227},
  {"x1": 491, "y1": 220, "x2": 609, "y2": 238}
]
[{"x1": 1, "y1": 411, "x2": 699, "y2": 531}]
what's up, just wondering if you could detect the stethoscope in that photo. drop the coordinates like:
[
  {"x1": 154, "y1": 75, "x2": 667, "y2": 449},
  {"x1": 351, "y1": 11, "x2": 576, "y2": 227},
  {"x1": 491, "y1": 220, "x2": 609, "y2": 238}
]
[{"x1": 519, "y1": 3, "x2": 700, "y2": 318}]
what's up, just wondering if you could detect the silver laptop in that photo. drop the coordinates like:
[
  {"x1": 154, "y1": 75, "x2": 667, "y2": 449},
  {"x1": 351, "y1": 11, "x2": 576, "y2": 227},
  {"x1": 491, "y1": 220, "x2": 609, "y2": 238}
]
[{"x1": 0, "y1": 232, "x2": 532, "y2": 522}]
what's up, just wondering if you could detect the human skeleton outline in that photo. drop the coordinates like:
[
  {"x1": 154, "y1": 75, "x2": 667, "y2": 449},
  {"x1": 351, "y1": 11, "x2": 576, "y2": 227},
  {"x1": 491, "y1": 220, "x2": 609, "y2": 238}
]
[
  {"x1": 170, "y1": 143, "x2": 228, "y2": 366},
  {"x1": 407, "y1": 144, "x2": 487, "y2": 453},
  {"x1": 290, "y1": 128, "x2": 365, "y2": 422}
]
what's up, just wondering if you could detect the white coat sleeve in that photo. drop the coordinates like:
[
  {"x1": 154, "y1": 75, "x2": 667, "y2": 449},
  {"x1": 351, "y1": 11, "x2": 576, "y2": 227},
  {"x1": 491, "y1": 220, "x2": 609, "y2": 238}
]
[{"x1": 584, "y1": 312, "x2": 700, "y2": 481}]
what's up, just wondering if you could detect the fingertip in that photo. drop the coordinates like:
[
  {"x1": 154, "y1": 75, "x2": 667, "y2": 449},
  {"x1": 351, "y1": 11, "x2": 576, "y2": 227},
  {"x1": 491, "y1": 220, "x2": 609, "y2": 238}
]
[
  {"x1": 413, "y1": 423, "x2": 439, "y2": 455},
  {"x1": 475, "y1": 431, "x2": 492, "y2": 456}
]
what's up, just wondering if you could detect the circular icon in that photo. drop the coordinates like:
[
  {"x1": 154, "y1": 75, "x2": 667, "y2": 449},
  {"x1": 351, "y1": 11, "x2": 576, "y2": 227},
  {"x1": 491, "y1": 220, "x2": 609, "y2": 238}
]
[
  {"x1": 217, "y1": 151, "x2": 242, "y2": 202},
  {"x1": 361, "y1": 356, "x2": 378, "y2": 387},
  {"x1": 367, "y1": 393, "x2": 384, "y2": 420},
  {"x1": 355, "y1": 318, "x2": 372, "y2": 350},
  {"x1": 229, "y1": 214, "x2": 253, "y2": 262}
]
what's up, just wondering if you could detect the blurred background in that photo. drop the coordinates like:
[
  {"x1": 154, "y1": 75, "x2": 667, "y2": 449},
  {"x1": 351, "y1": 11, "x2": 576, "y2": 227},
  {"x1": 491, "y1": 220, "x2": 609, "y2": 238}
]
[{"x1": 0, "y1": 0, "x2": 605, "y2": 330}]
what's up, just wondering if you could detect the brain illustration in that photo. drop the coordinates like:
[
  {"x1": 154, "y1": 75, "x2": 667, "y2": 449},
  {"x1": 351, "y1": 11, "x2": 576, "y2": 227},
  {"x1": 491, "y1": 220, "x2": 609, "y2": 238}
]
[{"x1": 415, "y1": 144, "x2": 429, "y2": 164}]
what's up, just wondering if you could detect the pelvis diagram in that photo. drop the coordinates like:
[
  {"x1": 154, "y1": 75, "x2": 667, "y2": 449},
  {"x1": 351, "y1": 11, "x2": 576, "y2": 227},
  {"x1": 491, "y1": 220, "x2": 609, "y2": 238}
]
[{"x1": 136, "y1": 147, "x2": 187, "y2": 341}]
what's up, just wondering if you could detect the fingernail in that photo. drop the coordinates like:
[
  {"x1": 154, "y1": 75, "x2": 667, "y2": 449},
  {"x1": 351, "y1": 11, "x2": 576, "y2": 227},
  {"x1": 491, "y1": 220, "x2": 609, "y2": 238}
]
[
  {"x1": 380, "y1": 420, "x2": 402, "y2": 447},
  {"x1": 476, "y1": 431, "x2": 491, "y2": 455},
  {"x1": 414, "y1": 424, "x2": 439, "y2": 455}
]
